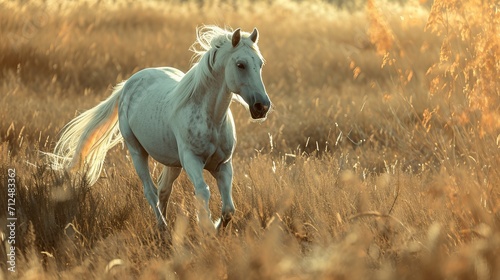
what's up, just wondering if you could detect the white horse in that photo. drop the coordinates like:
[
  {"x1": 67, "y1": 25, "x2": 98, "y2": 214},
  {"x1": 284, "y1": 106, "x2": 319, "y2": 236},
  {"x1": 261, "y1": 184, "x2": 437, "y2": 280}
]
[{"x1": 47, "y1": 26, "x2": 271, "y2": 230}]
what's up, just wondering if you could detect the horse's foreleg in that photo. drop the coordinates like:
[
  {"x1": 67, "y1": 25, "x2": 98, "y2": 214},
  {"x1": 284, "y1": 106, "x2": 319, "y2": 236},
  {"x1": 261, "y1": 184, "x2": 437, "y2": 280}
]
[
  {"x1": 157, "y1": 166, "x2": 182, "y2": 224},
  {"x1": 211, "y1": 161, "x2": 235, "y2": 230},
  {"x1": 180, "y1": 153, "x2": 214, "y2": 230}
]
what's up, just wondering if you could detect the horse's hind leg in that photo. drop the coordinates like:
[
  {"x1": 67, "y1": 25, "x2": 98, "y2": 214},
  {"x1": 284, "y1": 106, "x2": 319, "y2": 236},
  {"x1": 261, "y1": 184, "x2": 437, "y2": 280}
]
[
  {"x1": 120, "y1": 124, "x2": 163, "y2": 225},
  {"x1": 157, "y1": 166, "x2": 182, "y2": 223}
]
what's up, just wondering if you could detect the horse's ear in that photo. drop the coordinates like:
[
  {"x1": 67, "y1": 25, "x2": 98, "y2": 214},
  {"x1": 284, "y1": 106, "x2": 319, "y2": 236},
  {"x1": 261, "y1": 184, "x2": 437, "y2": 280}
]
[
  {"x1": 250, "y1": 28, "x2": 259, "y2": 43},
  {"x1": 232, "y1": 28, "x2": 241, "y2": 47}
]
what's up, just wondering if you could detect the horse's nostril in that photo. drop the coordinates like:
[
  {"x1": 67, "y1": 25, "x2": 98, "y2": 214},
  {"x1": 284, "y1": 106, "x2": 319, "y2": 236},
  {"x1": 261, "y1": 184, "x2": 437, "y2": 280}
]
[{"x1": 254, "y1": 103, "x2": 269, "y2": 112}]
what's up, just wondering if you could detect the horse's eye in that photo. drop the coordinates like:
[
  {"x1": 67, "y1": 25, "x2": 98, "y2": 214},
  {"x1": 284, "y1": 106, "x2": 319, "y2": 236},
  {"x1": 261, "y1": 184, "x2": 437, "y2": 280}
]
[{"x1": 237, "y1": 63, "x2": 245, "y2": 70}]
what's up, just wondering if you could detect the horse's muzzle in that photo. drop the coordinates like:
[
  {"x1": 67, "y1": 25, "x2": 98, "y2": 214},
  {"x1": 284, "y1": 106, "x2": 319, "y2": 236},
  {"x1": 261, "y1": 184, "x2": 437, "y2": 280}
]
[{"x1": 250, "y1": 101, "x2": 270, "y2": 119}]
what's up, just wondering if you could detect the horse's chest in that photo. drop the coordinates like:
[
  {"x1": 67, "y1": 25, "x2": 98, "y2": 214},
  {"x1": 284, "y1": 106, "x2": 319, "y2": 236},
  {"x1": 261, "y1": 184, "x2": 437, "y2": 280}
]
[{"x1": 186, "y1": 123, "x2": 234, "y2": 169}]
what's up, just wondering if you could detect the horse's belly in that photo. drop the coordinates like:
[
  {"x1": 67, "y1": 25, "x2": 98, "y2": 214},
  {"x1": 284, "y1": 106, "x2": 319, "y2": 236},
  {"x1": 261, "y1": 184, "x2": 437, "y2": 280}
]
[
  {"x1": 151, "y1": 151, "x2": 182, "y2": 167},
  {"x1": 131, "y1": 121, "x2": 181, "y2": 167}
]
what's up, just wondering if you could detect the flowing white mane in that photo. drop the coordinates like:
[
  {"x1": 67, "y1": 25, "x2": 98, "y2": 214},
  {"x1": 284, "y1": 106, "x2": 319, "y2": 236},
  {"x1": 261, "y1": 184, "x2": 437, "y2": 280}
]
[
  {"x1": 190, "y1": 25, "x2": 233, "y2": 63},
  {"x1": 190, "y1": 25, "x2": 263, "y2": 64}
]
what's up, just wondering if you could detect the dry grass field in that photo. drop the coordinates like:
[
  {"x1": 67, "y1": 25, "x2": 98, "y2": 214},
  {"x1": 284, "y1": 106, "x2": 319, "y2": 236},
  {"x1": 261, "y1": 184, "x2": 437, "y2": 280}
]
[{"x1": 1, "y1": 0, "x2": 499, "y2": 278}]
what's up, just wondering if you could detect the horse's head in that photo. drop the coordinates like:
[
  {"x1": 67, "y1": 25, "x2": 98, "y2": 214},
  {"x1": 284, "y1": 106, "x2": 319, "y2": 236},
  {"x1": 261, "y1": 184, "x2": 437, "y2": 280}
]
[{"x1": 224, "y1": 28, "x2": 271, "y2": 120}]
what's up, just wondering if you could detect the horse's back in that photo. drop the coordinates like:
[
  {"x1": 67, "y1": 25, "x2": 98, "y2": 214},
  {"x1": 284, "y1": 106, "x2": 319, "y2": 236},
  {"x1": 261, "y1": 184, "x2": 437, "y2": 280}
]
[
  {"x1": 124, "y1": 67, "x2": 184, "y2": 94},
  {"x1": 120, "y1": 67, "x2": 184, "y2": 116}
]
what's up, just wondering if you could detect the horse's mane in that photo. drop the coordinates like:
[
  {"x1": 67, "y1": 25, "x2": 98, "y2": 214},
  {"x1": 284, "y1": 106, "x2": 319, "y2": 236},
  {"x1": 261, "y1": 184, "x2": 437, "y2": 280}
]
[{"x1": 170, "y1": 26, "x2": 263, "y2": 109}]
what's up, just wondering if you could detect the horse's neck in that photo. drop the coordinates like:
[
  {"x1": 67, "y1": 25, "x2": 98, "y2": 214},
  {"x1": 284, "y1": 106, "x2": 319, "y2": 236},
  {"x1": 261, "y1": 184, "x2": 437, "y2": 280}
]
[{"x1": 195, "y1": 72, "x2": 232, "y2": 126}]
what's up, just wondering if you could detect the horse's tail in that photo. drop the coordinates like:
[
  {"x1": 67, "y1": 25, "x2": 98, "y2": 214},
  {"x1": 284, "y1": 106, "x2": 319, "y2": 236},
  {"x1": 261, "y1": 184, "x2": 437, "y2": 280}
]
[{"x1": 46, "y1": 82, "x2": 126, "y2": 185}]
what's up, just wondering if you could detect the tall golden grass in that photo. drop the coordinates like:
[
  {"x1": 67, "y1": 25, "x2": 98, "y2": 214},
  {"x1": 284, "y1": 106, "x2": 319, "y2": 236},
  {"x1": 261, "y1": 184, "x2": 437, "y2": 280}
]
[{"x1": 1, "y1": 0, "x2": 499, "y2": 279}]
